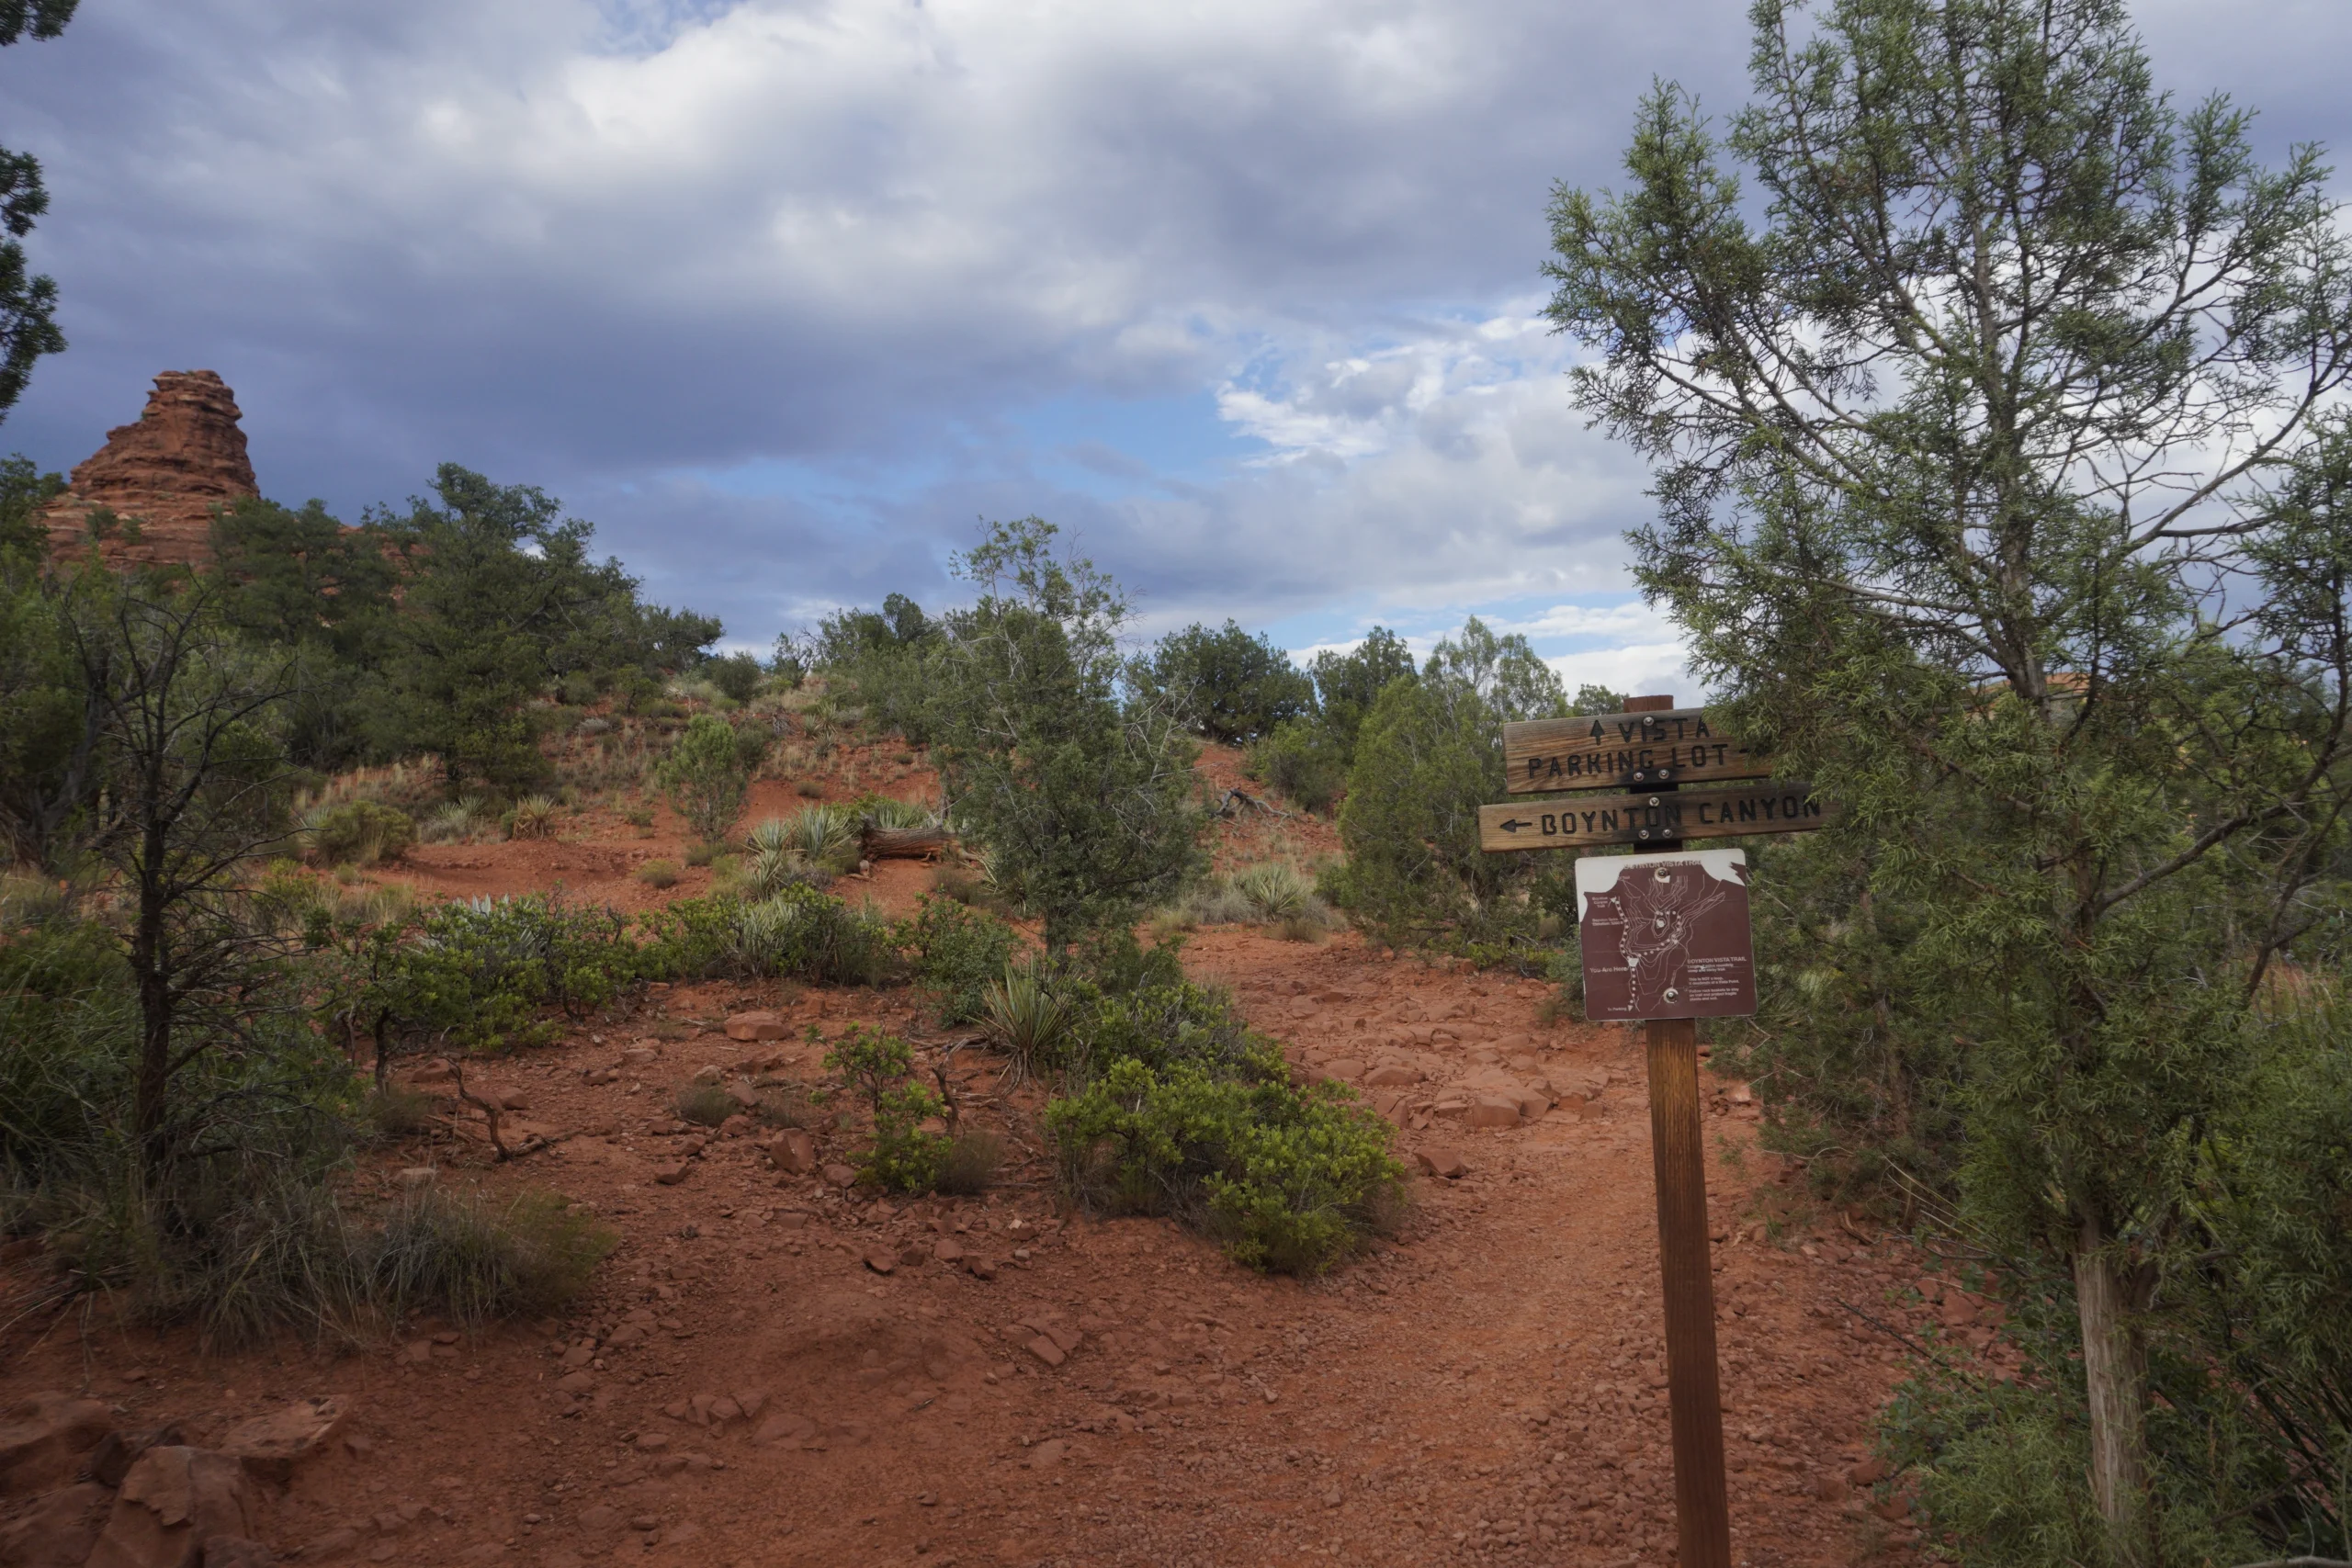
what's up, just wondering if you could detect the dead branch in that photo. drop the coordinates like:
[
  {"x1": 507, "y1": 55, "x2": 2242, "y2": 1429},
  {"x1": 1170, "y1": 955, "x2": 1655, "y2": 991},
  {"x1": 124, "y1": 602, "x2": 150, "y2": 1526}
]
[{"x1": 1214, "y1": 788, "x2": 1289, "y2": 821}]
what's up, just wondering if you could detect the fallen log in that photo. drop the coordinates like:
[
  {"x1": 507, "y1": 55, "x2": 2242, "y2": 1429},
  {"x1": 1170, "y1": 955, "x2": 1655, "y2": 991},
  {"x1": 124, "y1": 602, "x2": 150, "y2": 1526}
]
[{"x1": 860, "y1": 825, "x2": 954, "y2": 861}]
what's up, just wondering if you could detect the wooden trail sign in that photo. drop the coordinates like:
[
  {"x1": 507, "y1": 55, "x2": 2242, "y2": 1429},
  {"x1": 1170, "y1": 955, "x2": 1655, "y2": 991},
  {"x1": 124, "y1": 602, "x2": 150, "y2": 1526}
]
[
  {"x1": 1479, "y1": 781, "x2": 1838, "y2": 852},
  {"x1": 1505, "y1": 706, "x2": 1770, "y2": 794},
  {"x1": 1476, "y1": 694, "x2": 1850, "y2": 1568}
]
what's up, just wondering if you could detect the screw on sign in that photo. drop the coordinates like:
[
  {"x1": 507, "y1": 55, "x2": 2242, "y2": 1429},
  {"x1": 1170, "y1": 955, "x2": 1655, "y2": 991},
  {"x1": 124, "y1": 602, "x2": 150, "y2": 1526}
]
[{"x1": 1482, "y1": 694, "x2": 1835, "y2": 1568}]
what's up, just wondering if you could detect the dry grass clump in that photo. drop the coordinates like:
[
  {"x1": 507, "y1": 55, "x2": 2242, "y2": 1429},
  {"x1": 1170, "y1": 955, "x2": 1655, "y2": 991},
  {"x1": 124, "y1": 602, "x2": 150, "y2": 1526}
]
[
  {"x1": 673, "y1": 1082, "x2": 737, "y2": 1127},
  {"x1": 509, "y1": 795, "x2": 560, "y2": 840},
  {"x1": 935, "y1": 1130, "x2": 1004, "y2": 1195},
  {"x1": 637, "y1": 859, "x2": 681, "y2": 889}
]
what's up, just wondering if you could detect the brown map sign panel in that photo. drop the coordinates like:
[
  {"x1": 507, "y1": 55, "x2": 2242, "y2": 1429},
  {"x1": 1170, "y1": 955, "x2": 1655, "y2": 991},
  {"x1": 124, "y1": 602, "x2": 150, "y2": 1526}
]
[
  {"x1": 1478, "y1": 783, "x2": 1838, "y2": 852},
  {"x1": 1504, "y1": 707, "x2": 1770, "y2": 795},
  {"x1": 1576, "y1": 851, "x2": 1758, "y2": 1021}
]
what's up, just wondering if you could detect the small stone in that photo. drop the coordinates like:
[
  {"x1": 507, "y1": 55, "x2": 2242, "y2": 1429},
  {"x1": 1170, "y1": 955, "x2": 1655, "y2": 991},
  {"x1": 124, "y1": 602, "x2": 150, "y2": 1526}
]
[
  {"x1": 403, "y1": 1341, "x2": 434, "y2": 1364},
  {"x1": 965, "y1": 1256, "x2": 998, "y2": 1280},
  {"x1": 725, "y1": 1011, "x2": 787, "y2": 1042},
  {"x1": 1848, "y1": 1457, "x2": 1888, "y2": 1487},
  {"x1": 577, "y1": 1506, "x2": 621, "y2": 1531},
  {"x1": 932, "y1": 1238, "x2": 965, "y2": 1264},
  {"x1": 652, "y1": 1162, "x2": 692, "y2": 1186},
  {"x1": 1024, "y1": 1439, "x2": 1067, "y2": 1469},
  {"x1": 1318, "y1": 1059, "x2": 1366, "y2": 1082},
  {"x1": 300, "y1": 1529, "x2": 360, "y2": 1560},
  {"x1": 691, "y1": 1065, "x2": 724, "y2": 1085},
  {"x1": 1043, "y1": 1324, "x2": 1082, "y2": 1354},
  {"x1": 627, "y1": 1516, "x2": 660, "y2": 1532},
  {"x1": 718, "y1": 1113, "x2": 754, "y2": 1137},
  {"x1": 821, "y1": 1164, "x2": 857, "y2": 1188},
  {"x1": 1362, "y1": 1064, "x2": 1422, "y2": 1087},
  {"x1": 396, "y1": 1168, "x2": 436, "y2": 1190},
  {"x1": 1024, "y1": 1336, "x2": 1065, "y2": 1369},
  {"x1": 556, "y1": 1372, "x2": 596, "y2": 1395},
  {"x1": 898, "y1": 1243, "x2": 930, "y2": 1268},
  {"x1": 864, "y1": 1251, "x2": 897, "y2": 1276}
]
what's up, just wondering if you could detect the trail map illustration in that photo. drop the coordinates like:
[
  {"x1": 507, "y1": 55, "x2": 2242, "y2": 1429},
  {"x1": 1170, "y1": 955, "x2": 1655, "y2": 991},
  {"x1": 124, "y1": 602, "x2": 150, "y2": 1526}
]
[{"x1": 1574, "y1": 850, "x2": 1757, "y2": 1022}]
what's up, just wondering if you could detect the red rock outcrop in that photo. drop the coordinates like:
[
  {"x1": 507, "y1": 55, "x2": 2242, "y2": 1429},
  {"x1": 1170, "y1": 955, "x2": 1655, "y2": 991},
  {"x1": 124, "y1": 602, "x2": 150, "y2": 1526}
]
[{"x1": 42, "y1": 370, "x2": 260, "y2": 567}]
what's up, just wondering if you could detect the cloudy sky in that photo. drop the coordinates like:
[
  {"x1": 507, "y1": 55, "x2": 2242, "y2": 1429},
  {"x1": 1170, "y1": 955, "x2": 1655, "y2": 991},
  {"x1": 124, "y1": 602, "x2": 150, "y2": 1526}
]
[{"x1": 6, "y1": 0, "x2": 2348, "y2": 691}]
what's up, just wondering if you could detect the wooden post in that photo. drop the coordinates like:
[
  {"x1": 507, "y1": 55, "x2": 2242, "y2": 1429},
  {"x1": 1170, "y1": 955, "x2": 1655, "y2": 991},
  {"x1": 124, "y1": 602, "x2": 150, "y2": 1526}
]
[{"x1": 1624, "y1": 694, "x2": 1733, "y2": 1568}]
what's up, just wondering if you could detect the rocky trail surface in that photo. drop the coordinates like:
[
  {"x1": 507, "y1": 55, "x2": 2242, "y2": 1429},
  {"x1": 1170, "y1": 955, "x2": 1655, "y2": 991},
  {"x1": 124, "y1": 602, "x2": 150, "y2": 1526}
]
[{"x1": 0, "y1": 921, "x2": 2007, "y2": 1568}]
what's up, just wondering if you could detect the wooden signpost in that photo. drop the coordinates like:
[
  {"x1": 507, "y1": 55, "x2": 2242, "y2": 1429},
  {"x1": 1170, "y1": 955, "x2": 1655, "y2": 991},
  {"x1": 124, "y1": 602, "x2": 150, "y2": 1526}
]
[{"x1": 1486, "y1": 695, "x2": 1837, "y2": 1568}]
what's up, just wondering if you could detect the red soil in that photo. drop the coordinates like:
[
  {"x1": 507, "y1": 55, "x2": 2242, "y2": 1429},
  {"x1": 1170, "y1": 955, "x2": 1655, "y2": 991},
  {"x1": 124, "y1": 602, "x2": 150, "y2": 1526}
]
[{"x1": 0, "y1": 743, "x2": 1986, "y2": 1568}]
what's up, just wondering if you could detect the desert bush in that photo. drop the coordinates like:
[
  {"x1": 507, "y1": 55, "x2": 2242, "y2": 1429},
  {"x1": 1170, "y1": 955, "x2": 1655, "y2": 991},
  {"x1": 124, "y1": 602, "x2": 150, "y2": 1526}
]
[
  {"x1": 928, "y1": 519, "x2": 1205, "y2": 946},
  {"x1": 750, "y1": 1077, "x2": 820, "y2": 1129},
  {"x1": 935, "y1": 1129, "x2": 1004, "y2": 1195},
  {"x1": 1232, "y1": 863, "x2": 1313, "y2": 921},
  {"x1": 367, "y1": 1084, "x2": 435, "y2": 1137},
  {"x1": 823, "y1": 1027, "x2": 946, "y2": 1193},
  {"x1": 366, "y1": 1187, "x2": 615, "y2": 1331},
  {"x1": 420, "y1": 795, "x2": 486, "y2": 844},
  {"x1": 904, "y1": 896, "x2": 1021, "y2": 1025},
  {"x1": 706, "y1": 651, "x2": 764, "y2": 704},
  {"x1": 673, "y1": 1081, "x2": 735, "y2": 1127},
  {"x1": 1046, "y1": 1055, "x2": 1401, "y2": 1275},
  {"x1": 509, "y1": 794, "x2": 560, "y2": 840},
  {"x1": 304, "y1": 800, "x2": 415, "y2": 866},
  {"x1": 636, "y1": 859, "x2": 680, "y2": 889},
  {"x1": 389, "y1": 894, "x2": 643, "y2": 1052},
  {"x1": 651, "y1": 713, "x2": 768, "y2": 845},
  {"x1": 724, "y1": 886, "x2": 896, "y2": 987},
  {"x1": 1247, "y1": 719, "x2": 1345, "y2": 813},
  {"x1": 1137, "y1": 620, "x2": 1314, "y2": 743}
]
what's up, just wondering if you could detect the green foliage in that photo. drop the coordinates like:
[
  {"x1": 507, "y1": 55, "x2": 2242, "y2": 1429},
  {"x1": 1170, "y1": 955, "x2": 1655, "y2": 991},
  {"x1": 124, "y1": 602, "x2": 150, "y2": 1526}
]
[
  {"x1": 904, "y1": 896, "x2": 1020, "y2": 1025},
  {"x1": 1246, "y1": 718, "x2": 1345, "y2": 813},
  {"x1": 1330, "y1": 617, "x2": 1565, "y2": 952},
  {"x1": 1303, "y1": 627, "x2": 1418, "y2": 765},
  {"x1": 929, "y1": 518, "x2": 1206, "y2": 947},
  {"x1": 304, "y1": 799, "x2": 414, "y2": 867},
  {"x1": 823, "y1": 1027, "x2": 946, "y2": 1193},
  {"x1": 1046, "y1": 1056, "x2": 1401, "y2": 1275},
  {"x1": 0, "y1": 6, "x2": 70, "y2": 423},
  {"x1": 651, "y1": 713, "x2": 767, "y2": 844},
  {"x1": 813, "y1": 592, "x2": 939, "y2": 740},
  {"x1": 385, "y1": 894, "x2": 641, "y2": 1053},
  {"x1": 382, "y1": 466, "x2": 719, "y2": 795},
  {"x1": 980, "y1": 957, "x2": 1074, "y2": 1082},
  {"x1": 366, "y1": 1186, "x2": 615, "y2": 1331},
  {"x1": 705, "y1": 650, "x2": 763, "y2": 703},
  {"x1": 722, "y1": 885, "x2": 896, "y2": 987},
  {"x1": 0, "y1": 551, "x2": 93, "y2": 865},
  {"x1": 1139, "y1": 620, "x2": 1313, "y2": 743},
  {"x1": 0, "y1": 454, "x2": 64, "y2": 558},
  {"x1": 1546, "y1": 0, "x2": 2352, "y2": 1551}
]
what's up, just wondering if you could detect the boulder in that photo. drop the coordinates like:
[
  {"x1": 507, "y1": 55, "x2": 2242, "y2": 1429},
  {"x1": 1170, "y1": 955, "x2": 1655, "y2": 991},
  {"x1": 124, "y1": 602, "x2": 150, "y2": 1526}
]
[
  {"x1": 88, "y1": 1424, "x2": 187, "y2": 1490},
  {"x1": 724, "y1": 1012, "x2": 787, "y2": 1043},
  {"x1": 765, "y1": 1129, "x2": 817, "y2": 1175},
  {"x1": 85, "y1": 1449, "x2": 250, "y2": 1568},
  {"x1": 1465, "y1": 1094, "x2": 1522, "y2": 1130},
  {"x1": 0, "y1": 1481, "x2": 111, "y2": 1568},
  {"x1": 0, "y1": 1393, "x2": 114, "y2": 1495},
  {"x1": 1362, "y1": 1064, "x2": 1422, "y2": 1088},
  {"x1": 1414, "y1": 1147, "x2": 1469, "y2": 1179},
  {"x1": 218, "y1": 1397, "x2": 345, "y2": 1483}
]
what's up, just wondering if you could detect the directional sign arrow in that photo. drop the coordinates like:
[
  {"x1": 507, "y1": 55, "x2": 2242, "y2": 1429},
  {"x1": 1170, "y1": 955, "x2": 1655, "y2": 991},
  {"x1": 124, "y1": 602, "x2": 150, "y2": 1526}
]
[{"x1": 1497, "y1": 818, "x2": 1534, "y2": 833}]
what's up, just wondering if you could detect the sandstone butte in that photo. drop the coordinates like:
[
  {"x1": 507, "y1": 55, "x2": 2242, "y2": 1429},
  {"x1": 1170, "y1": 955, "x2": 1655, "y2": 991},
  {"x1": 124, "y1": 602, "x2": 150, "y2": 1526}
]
[{"x1": 41, "y1": 369, "x2": 261, "y2": 570}]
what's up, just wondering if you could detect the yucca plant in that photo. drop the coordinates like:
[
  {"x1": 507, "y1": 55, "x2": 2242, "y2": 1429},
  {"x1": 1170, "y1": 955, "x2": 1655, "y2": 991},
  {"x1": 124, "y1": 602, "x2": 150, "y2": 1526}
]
[
  {"x1": 783, "y1": 805, "x2": 856, "y2": 874},
  {"x1": 1234, "y1": 863, "x2": 1313, "y2": 922},
  {"x1": 745, "y1": 845, "x2": 801, "y2": 900},
  {"x1": 744, "y1": 817, "x2": 792, "y2": 857},
  {"x1": 421, "y1": 796, "x2": 483, "y2": 845},
  {"x1": 859, "y1": 795, "x2": 938, "y2": 831},
  {"x1": 980, "y1": 959, "x2": 1073, "y2": 1087},
  {"x1": 510, "y1": 795, "x2": 560, "y2": 840}
]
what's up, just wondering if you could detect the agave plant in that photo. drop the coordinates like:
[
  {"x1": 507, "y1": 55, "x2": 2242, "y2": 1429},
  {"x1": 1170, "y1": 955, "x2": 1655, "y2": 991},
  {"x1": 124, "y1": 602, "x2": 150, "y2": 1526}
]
[{"x1": 980, "y1": 959, "x2": 1073, "y2": 1087}]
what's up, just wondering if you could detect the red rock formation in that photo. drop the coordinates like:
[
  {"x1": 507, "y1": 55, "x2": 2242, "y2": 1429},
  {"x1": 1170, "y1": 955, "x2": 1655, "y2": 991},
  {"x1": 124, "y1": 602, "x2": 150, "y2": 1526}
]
[{"x1": 42, "y1": 370, "x2": 260, "y2": 567}]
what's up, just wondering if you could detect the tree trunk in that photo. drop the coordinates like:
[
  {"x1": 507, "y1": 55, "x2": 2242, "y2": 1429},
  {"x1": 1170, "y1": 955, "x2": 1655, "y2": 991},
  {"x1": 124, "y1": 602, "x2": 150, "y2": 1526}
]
[
  {"x1": 860, "y1": 825, "x2": 952, "y2": 860},
  {"x1": 2075, "y1": 1214, "x2": 2154, "y2": 1567},
  {"x1": 130, "y1": 852, "x2": 172, "y2": 1189}
]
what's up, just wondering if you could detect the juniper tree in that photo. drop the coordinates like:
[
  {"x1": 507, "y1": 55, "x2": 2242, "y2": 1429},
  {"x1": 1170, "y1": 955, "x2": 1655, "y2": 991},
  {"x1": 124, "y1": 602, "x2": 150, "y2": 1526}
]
[{"x1": 1545, "y1": 0, "x2": 2352, "y2": 1558}]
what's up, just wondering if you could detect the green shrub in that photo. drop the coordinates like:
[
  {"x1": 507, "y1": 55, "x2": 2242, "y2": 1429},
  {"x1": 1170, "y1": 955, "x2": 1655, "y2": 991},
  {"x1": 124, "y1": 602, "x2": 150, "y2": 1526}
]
[
  {"x1": 706, "y1": 651, "x2": 764, "y2": 704},
  {"x1": 725, "y1": 886, "x2": 896, "y2": 987},
  {"x1": 420, "y1": 795, "x2": 485, "y2": 844},
  {"x1": 1247, "y1": 719, "x2": 1346, "y2": 813},
  {"x1": 823, "y1": 1028, "x2": 947, "y2": 1193},
  {"x1": 637, "y1": 859, "x2": 680, "y2": 889},
  {"x1": 904, "y1": 896, "x2": 1020, "y2": 1025},
  {"x1": 1137, "y1": 620, "x2": 1313, "y2": 743},
  {"x1": 391, "y1": 894, "x2": 642, "y2": 1051},
  {"x1": 305, "y1": 800, "x2": 416, "y2": 866},
  {"x1": 1046, "y1": 1056, "x2": 1401, "y2": 1275},
  {"x1": 651, "y1": 713, "x2": 768, "y2": 844}
]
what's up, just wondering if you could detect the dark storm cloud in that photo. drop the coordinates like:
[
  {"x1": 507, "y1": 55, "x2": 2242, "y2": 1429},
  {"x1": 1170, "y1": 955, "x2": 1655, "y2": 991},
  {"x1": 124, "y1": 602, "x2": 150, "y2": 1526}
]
[{"x1": 2, "y1": 0, "x2": 2346, "y2": 649}]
